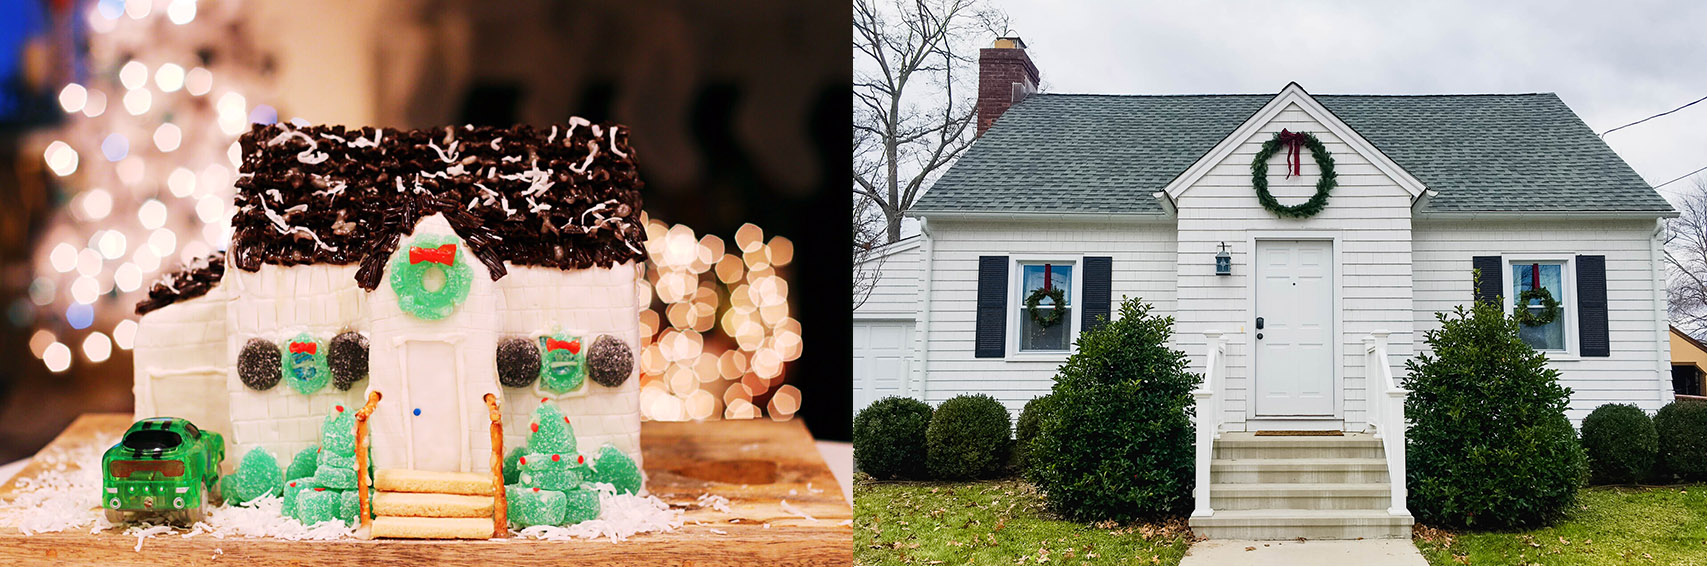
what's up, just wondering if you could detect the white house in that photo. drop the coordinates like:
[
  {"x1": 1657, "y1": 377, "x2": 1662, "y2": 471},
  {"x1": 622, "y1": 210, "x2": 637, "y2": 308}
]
[
  {"x1": 853, "y1": 38, "x2": 1677, "y2": 539},
  {"x1": 133, "y1": 121, "x2": 645, "y2": 478}
]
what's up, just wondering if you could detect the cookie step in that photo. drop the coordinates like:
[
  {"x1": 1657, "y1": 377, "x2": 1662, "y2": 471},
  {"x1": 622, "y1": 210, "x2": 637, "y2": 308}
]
[
  {"x1": 370, "y1": 516, "x2": 498, "y2": 540},
  {"x1": 373, "y1": 491, "x2": 494, "y2": 518},
  {"x1": 373, "y1": 469, "x2": 495, "y2": 496}
]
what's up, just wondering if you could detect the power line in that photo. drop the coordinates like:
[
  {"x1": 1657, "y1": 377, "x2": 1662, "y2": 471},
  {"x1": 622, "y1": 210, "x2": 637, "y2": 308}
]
[
  {"x1": 1600, "y1": 97, "x2": 1706, "y2": 138},
  {"x1": 1652, "y1": 166, "x2": 1706, "y2": 190}
]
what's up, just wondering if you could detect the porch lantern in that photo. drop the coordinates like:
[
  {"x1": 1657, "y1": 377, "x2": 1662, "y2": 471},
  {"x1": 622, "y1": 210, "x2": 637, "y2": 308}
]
[{"x1": 1215, "y1": 242, "x2": 1232, "y2": 276}]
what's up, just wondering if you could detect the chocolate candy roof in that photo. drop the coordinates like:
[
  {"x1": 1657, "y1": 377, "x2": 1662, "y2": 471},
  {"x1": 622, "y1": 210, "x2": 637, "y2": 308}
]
[
  {"x1": 230, "y1": 120, "x2": 645, "y2": 290},
  {"x1": 134, "y1": 253, "x2": 226, "y2": 315}
]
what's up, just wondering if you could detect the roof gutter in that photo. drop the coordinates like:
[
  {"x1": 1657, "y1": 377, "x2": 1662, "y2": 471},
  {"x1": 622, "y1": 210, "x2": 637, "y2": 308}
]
[
  {"x1": 909, "y1": 210, "x2": 1174, "y2": 223},
  {"x1": 1415, "y1": 210, "x2": 1678, "y2": 221}
]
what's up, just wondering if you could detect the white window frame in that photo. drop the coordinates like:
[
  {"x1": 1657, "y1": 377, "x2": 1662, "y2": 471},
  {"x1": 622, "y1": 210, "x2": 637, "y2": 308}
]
[
  {"x1": 1006, "y1": 256, "x2": 1084, "y2": 360},
  {"x1": 1501, "y1": 255, "x2": 1578, "y2": 358}
]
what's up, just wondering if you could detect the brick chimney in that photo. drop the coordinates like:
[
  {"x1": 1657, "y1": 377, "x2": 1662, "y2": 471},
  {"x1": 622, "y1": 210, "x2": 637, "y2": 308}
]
[{"x1": 976, "y1": 37, "x2": 1040, "y2": 136}]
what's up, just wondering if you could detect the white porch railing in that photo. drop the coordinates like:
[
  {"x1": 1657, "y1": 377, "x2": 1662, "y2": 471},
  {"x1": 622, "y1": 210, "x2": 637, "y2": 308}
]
[
  {"x1": 1190, "y1": 331, "x2": 1226, "y2": 519},
  {"x1": 1363, "y1": 330, "x2": 1410, "y2": 517}
]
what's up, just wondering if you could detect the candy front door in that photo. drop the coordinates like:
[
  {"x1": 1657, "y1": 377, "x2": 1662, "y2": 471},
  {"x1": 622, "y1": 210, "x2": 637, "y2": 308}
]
[{"x1": 401, "y1": 340, "x2": 467, "y2": 471}]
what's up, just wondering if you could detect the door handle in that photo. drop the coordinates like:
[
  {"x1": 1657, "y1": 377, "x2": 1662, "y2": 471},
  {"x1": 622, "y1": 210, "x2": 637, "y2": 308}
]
[{"x1": 1255, "y1": 317, "x2": 1264, "y2": 330}]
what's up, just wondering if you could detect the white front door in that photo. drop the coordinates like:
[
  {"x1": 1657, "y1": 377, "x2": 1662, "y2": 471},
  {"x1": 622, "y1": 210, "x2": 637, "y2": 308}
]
[
  {"x1": 402, "y1": 340, "x2": 466, "y2": 471},
  {"x1": 852, "y1": 321, "x2": 913, "y2": 414},
  {"x1": 1253, "y1": 240, "x2": 1335, "y2": 417}
]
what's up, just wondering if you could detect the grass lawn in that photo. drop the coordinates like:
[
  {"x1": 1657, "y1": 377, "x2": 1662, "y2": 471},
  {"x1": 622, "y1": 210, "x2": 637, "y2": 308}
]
[
  {"x1": 1413, "y1": 484, "x2": 1706, "y2": 565},
  {"x1": 853, "y1": 476, "x2": 1193, "y2": 566}
]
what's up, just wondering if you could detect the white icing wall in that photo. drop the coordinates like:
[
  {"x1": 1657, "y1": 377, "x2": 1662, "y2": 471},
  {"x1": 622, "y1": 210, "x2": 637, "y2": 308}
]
[
  {"x1": 134, "y1": 284, "x2": 233, "y2": 470},
  {"x1": 495, "y1": 263, "x2": 643, "y2": 468},
  {"x1": 224, "y1": 262, "x2": 369, "y2": 463}
]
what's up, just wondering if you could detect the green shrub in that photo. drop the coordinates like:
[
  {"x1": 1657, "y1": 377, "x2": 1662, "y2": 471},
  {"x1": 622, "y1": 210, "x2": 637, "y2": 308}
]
[
  {"x1": 1028, "y1": 299, "x2": 1199, "y2": 522},
  {"x1": 1581, "y1": 403, "x2": 1658, "y2": 485},
  {"x1": 1013, "y1": 394, "x2": 1054, "y2": 477},
  {"x1": 1403, "y1": 300, "x2": 1587, "y2": 529},
  {"x1": 926, "y1": 394, "x2": 1012, "y2": 480},
  {"x1": 853, "y1": 396, "x2": 934, "y2": 479},
  {"x1": 1654, "y1": 400, "x2": 1705, "y2": 481}
]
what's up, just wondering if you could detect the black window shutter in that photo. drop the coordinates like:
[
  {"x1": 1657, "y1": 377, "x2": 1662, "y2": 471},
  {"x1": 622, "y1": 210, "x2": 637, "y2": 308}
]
[
  {"x1": 1576, "y1": 255, "x2": 1610, "y2": 357},
  {"x1": 1472, "y1": 256, "x2": 1504, "y2": 305},
  {"x1": 1082, "y1": 257, "x2": 1113, "y2": 333},
  {"x1": 975, "y1": 256, "x2": 1009, "y2": 358}
]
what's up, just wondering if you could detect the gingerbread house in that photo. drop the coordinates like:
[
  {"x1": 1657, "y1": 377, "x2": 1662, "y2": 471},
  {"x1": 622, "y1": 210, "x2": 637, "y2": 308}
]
[{"x1": 132, "y1": 119, "x2": 646, "y2": 477}]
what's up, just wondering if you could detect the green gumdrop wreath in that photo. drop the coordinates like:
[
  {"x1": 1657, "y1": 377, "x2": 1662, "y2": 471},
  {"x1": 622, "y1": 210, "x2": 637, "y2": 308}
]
[
  {"x1": 1251, "y1": 130, "x2": 1337, "y2": 218},
  {"x1": 1513, "y1": 287, "x2": 1561, "y2": 327},
  {"x1": 1024, "y1": 287, "x2": 1067, "y2": 328},
  {"x1": 389, "y1": 234, "x2": 474, "y2": 320},
  {"x1": 282, "y1": 332, "x2": 331, "y2": 395},
  {"x1": 537, "y1": 334, "x2": 586, "y2": 394}
]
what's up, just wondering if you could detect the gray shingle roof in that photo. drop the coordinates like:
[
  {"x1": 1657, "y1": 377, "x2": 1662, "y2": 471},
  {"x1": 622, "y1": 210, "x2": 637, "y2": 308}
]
[{"x1": 912, "y1": 92, "x2": 1676, "y2": 215}]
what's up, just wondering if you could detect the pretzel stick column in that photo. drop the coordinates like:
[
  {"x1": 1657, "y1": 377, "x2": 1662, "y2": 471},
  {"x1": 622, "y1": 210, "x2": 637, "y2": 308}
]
[
  {"x1": 354, "y1": 390, "x2": 382, "y2": 537},
  {"x1": 484, "y1": 393, "x2": 506, "y2": 538}
]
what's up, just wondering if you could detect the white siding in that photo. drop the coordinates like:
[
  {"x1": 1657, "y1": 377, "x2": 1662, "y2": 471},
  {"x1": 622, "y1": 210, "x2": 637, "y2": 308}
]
[
  {"x1": 1412, "y1": 219, "x2": 1671, "y2": 423},
  {"x1": 854, "y1": 238, "x2": 923, "y2": 319},
  {"x1": 920, "y1": 219, "x2": 1178, "y2": 415},
  {"x1": 134, "y1": 284, "x2": 231, "y2": 470},
  {"x1": 1174, "y1": 102, "x2": 1415, "y2": 432}
]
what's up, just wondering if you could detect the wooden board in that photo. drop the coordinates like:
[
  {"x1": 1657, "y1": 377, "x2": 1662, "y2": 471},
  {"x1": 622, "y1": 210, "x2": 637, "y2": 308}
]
[{"x1": 0, "y1": 414, "x2": 851, "y2": 567}]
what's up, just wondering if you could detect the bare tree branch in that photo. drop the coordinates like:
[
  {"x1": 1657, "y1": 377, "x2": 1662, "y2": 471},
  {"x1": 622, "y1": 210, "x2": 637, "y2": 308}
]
[{"x1": 1663, "y1": 177, "x2": 1708, "y2": 339}]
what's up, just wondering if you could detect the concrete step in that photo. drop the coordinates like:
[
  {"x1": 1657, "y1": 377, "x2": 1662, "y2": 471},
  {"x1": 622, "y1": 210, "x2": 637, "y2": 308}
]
[
  {"x1": 1209, "y1": 483, "x2": 1391, "y2": 510},
  {"x1": 1210, "y1": 458, "x2": 1390, "y2": 484},
  {"x1": 373, "y1": 469, "x2": 495, "y2": 496},
  {"x1": 1189, "y1": 509, "x2": 1413, "y2": 540},
  {"x1": 373, "y1": 491, "x2": 494, "y2": 518},
  {"x1": 1213, "y1": 433, "x2": 1385, "y2": 460},
  {"x1": 370, "y1": 516, "x2": 497, "y2": 539}
]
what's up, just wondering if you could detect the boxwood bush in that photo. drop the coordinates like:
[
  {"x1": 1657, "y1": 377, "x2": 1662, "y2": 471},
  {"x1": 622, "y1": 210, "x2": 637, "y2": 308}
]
[
  {"x1": 1403, "y1": 299, "x2": 1587, "y2": 529},
  {"x1": 1580, "y1": 403, "x2": 1658, "y2": 485},
  {"x1": 1028, "y1": 298, "x2": 1199, "y2": 522},
  {"x1": 853, "y1": 396, "x2": 933, "y2": 479},
  {"x1": 1013, "y1": 394, "x2": 1054, "y2": 477},
  {"x1": 1653, "y1": 400, "x2": 1705, "y2": 481},
  {"x1": 926, "y1": 394, "x2": 1012, "y2": 480}
]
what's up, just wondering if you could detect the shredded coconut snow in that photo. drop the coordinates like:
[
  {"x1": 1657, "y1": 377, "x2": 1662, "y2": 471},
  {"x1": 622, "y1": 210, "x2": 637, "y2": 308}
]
[
  {"x1": 695, "y1": 493, "x2": 731, "y2": 513},
  {"x1": 514, "y1": 485, "x2": 682, "y2": 543},
  {"x1": 779, "y1": 499, "x2": 817, "y2": 522}
]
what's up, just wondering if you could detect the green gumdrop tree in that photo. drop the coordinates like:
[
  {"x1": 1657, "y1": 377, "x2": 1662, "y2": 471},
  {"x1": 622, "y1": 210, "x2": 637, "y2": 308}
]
[
  {"x1": 1403, "y1": 296, "x2": 1587, "y2": 529},
  {"x1": 287, "y1": 405, "x2": 368, "y2": 526},
  {"x1": 507, "y1": 402, "x2": 599, "y2": 527},
  {"x1": 1028, "y1": 298, "x2": 1200, "y2": 522}
]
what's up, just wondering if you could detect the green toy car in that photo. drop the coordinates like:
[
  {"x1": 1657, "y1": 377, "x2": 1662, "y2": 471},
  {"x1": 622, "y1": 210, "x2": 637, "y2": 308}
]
[{"x1": 101, "y1": 417, "x2": 225, "y2": 524}]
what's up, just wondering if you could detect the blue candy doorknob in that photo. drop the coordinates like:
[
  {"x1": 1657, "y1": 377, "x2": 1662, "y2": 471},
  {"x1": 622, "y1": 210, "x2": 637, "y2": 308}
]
[{"x1": 413, "y1": 408, "x2": 421, "y2": 416}]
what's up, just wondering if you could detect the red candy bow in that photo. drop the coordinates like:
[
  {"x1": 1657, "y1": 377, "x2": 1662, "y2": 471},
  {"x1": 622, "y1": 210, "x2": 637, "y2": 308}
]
[
  {"x1": 545, "y1": 337, "x2": 581, "y2": 354},
  {"x1": 1277, "y1": 129, "x2": 1307, "y2": 178},
  {"x1": 409, "y1": 243, "x2": 457, "y2": 266},
  {"x1": 289, "y1": 342, "x2": 317, "y2": 355}
]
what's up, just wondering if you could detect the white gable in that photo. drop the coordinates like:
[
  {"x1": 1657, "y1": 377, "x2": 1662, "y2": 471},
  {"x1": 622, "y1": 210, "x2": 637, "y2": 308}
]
[{"x1": 1163, "y1": 83, "x2": 1427, "y2": 201}]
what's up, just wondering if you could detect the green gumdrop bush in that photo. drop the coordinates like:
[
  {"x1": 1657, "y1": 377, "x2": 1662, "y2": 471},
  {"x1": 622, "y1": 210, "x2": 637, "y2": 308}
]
[
  {"x1": 925, "y1": 394, "x2": 1012, "y2": 480},
  {"x1": 1028, "y1": 298, "x2": 1199, "y2": 522},
  {"x1": 852, "y1": 396, "x2": 933, "y2": 479},
  {"x1": 220, "y1": 447, "x2": 284, "y2": 506},
  {"x1": 1581, "y1": 403, "x2": 1658, "y2": 485},
  {"x1": 1403, "y1": 298, "x2": 1587, "y2": 529},
  {"x1": 1654, "y1": 400, "x2": 1706, "y2": 481}
]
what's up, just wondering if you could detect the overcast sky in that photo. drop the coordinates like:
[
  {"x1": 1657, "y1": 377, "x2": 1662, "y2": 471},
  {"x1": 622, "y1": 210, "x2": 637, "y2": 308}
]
[{"x1": 996, "y1": 0, "x2": 1706, "y2": 199}]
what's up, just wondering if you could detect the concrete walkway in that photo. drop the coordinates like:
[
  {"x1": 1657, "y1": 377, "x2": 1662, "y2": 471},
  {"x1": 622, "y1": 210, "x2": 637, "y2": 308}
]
[{"x1": 1180, "y1": 539, "x2": 1429, "y2": 566}]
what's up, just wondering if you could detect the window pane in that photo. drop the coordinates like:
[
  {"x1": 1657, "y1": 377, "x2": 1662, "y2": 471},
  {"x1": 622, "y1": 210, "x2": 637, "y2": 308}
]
[
  {"x1": 1021, "y1": 264, "x2": 1072, "y2": 306},
  {"x1": 1020, "y1": 307, "x2": 1072, "y2": 351},
  {"x1": 1512, "y1": 263, "x2": 1565, "y2": 350}
]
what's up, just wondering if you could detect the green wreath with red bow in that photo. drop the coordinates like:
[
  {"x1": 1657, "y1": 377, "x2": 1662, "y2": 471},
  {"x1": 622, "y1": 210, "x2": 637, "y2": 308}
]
[
  {"x1": 1025, "y1": 287, "x2": 1067, "y2": 328},
  {"x1": 1513, "y1": 287, "x2": 1560, "y2": 327},
  {"x1": 1251, "y1": 129, "x2": 1337, "y2": 218}
]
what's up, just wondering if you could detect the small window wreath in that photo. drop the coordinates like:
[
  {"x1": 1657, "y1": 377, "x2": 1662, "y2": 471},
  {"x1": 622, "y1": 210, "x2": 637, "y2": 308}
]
[
  {"x1": 1513, "y1": 287, "x2": 1560, "y2": 327},
  {"x1": 1025, "y1": 287, "x2": 1067, "y2": 328}
]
